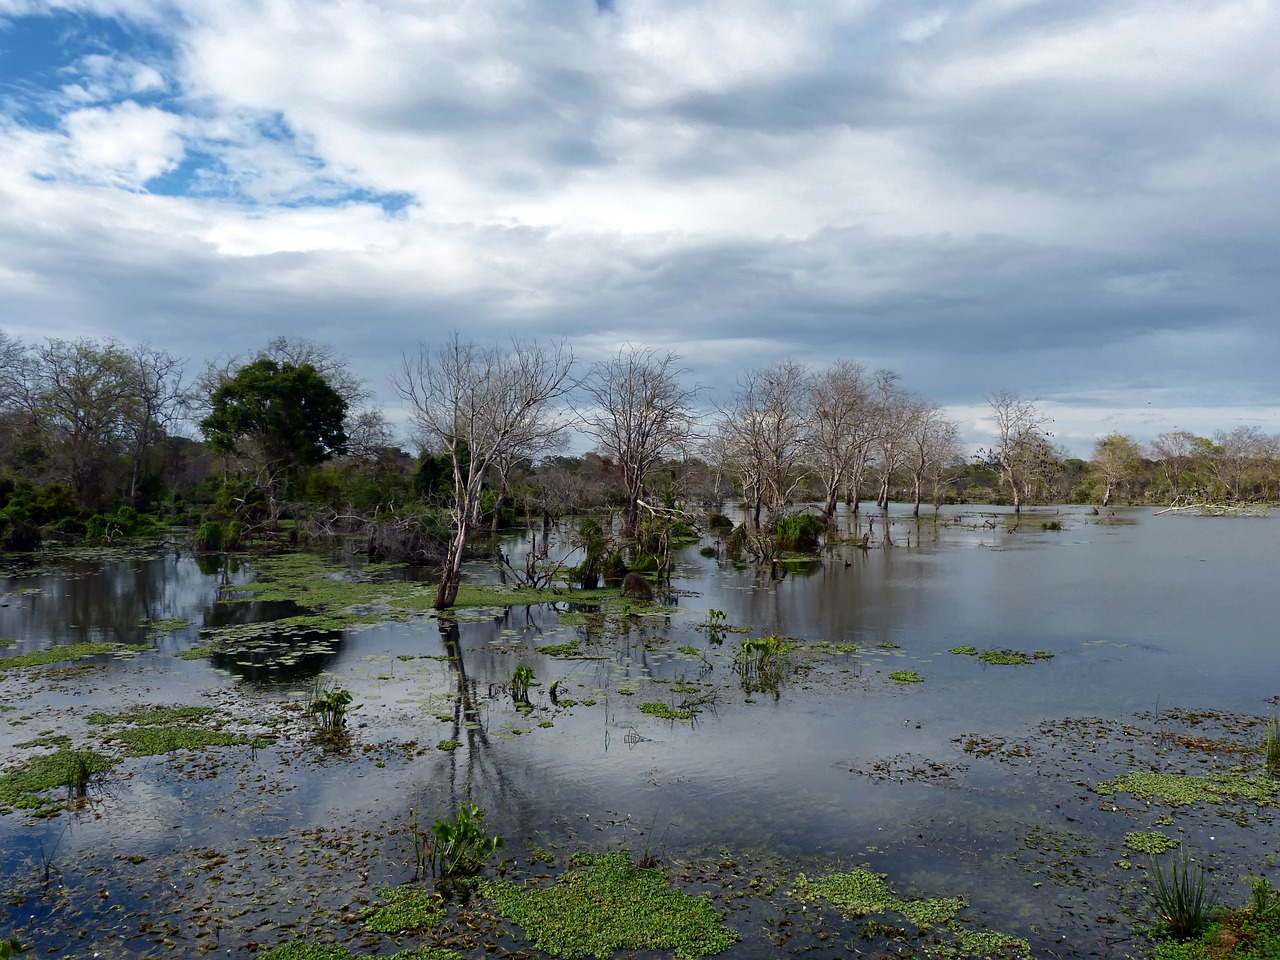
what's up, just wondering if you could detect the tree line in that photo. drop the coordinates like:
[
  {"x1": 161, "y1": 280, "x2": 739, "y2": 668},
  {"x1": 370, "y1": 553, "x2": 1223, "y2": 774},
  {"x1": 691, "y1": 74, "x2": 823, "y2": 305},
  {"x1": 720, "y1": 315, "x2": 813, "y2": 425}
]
[{"x1": 3, "y1": 328, "x2": 1279, "y2": 603}]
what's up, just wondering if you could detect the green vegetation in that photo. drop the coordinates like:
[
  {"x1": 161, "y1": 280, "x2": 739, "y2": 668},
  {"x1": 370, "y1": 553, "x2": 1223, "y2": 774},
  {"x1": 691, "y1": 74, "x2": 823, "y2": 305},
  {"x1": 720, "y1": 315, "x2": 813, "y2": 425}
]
[
  {"x1": 977, "y1": 649, "x2": 1054, "y2": 665},
  {"x1": 436, "y1": 739, "x2": 460, "y2": 752},
  {"x1": 0, "y1": 748, "x2": 117, "y2": 815},
  {"x1": 1149, "y1": 852, "x2": 1219, "y2": 941},
  {"x1": 362, "y1": 885, "x2": 446, "y2": 933},
  {"x1": 1125, "y1": 832, "x2": 1181, "y2": 855},
  {"x1": 888, "y1": 670, "x2": 923, "y2": 684},
  {"x1": 949, "y1": 645, "x2": 978, "y2": 655},
  {"x1": 510, "y1": 665, "x2": 534, "y2": 703},
  {"x1": 423, "y1": 803, "x2": 503, "y2": 878},
  {"x1": 0, "y1": 937, "x2": 29, "y2": 959},
  {"x1": 1264, "y1": 716, "x2": 1280, "y2": 779},
  {"x1": 86, "y1": 705, "x2": 215, "y2": 726},
  {"x1": 258, "y1": 944, "x2": 460, "y2": 960},
  {"x1": 0, "y1": 641, "x2": 151, "y2": 670},
  {"x1": 790, "y1": 868, "x2": 1030, "y2": 959},
  {"x1": 538, "y1": 641, "x2": 582, "y2": 657},
  {"x1": 480, "y1": 850, "x2": 738, "y2": 959},
  {"x1": 639, "y1": 702, "x2": 697, "y2": 721},
  {"x1": 308, "y1": 680, "x2": 356, "y2": 731},
  {"x1": 1097, "y1": 771, "x2": 1278, "y2": 806}
]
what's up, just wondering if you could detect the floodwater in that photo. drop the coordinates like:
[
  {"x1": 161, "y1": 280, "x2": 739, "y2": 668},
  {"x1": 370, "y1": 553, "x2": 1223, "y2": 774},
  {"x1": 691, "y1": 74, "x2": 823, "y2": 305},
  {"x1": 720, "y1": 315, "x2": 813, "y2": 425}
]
[{"x1": 2, "y1": 504, "x2": 1278, "y2": 959}]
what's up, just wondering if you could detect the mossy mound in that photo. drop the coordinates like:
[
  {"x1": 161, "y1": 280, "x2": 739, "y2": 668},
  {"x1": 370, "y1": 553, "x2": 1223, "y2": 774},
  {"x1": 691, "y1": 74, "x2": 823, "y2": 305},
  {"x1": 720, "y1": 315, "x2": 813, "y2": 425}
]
[{"x1": 480, "y1": 850, "x2": 739, "y2": 959}]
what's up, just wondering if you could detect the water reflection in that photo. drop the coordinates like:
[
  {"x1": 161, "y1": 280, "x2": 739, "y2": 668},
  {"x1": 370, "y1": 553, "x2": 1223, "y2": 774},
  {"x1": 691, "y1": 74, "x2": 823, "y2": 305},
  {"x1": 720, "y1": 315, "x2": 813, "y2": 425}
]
[{"x1": 3, "y1": 506, "x2": 1280, "y2": 959}]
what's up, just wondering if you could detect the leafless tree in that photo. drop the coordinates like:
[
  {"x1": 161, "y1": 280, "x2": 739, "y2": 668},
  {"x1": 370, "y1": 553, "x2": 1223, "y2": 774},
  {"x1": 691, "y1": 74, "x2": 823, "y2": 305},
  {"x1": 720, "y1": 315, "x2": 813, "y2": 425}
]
[
  {"x1": 984, "y1": 390, "x2": 1053, "y2": 513},
  {"x1": 123, "y1": 344, "x2": 189, "y2": 507},
  {"x1": 1210, "y1": 426, "x2": 1266, "y2": 500},
  {"x1": 806, "y1": 360, "x2": 880, "y2": 521},
  {"x1": 580, "y1": 346, "x2": 696, "y2": 534},
  {"x1": 27, "y1": 338, "x2": 136, "y2": 505},
  {"x1": 392, "y1": 334, "x2": 574, "y2": 609},
  {"x1": 1147, "y1": 429, "x2": 1200, "y2": 500},
  {"x1": 720, "y1": 360, "x2": 811, "y2": 529},
  {"x1": 904, "y1": 402, "x2": 962, "y2": 515}
]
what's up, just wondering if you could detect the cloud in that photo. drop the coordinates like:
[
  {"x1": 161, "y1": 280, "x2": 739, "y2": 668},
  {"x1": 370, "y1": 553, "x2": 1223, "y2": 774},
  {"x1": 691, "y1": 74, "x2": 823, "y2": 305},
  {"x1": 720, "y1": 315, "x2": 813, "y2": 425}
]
[{"x1": 1, "y1": 0, "x2": 1279, "y2": 456}]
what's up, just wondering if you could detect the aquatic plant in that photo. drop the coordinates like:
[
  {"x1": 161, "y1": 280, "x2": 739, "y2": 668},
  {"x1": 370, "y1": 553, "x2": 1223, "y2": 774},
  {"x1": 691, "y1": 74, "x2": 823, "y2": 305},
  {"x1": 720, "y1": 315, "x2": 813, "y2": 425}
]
[
  {"x1": 1097, "y1": 771, "x2": 1277, "y2": 806},
  {"x1": 259, "y1": 944, "x2": 460, "y2": 960},
  {"x1": 950, "y1": 646, "x2": 978, "y2": 656},
  {"x1": 1250, "y1": 874, "x2": 1278, "y2": 919},
  {"x1": 0, "y1": 749, "x2": 117, "y2": 815},
  {"x1": 425, "y1": 802, "x2": 503, "y2": 878},
  {"x1": 1149, "y1": 852, "x2": 1219, "y2": 940},
  {"x1": 638, "y1": 702, "x2": 697, "y2": 722},
  {"x1": 735, "y1": 635, "x2": 789, "y2": 680},
  {"x1": 1125, "y1": 832, "x2": 1181, "y2": 855},
  {"x1": 1264, "y1": 716, "x2": 1280, "y2": 779},
  {"x1": 511, "y1": 665, "x2": 535, "y2": 703},
  {"x1": 0, "y1": 642, "x2": 151, "y2": 671},
  {"x1": 307, "y1": 680, "x2": 356, "y2": 731},
  {"x1": 362, "y1": 884, "x2": 447, "y2": 933},
  {"x1": 888, "y1": 670, "x2": 923, "y2": 684},
  {"x1": 480, "y1": 850, "x2": 738, "y2": 959},
  {"x1": 0, "y1": 937, "x2": 29, "y2": 959},
  {"x1": 791, "y1": 869, "x2": 1029, "y2": 959}
]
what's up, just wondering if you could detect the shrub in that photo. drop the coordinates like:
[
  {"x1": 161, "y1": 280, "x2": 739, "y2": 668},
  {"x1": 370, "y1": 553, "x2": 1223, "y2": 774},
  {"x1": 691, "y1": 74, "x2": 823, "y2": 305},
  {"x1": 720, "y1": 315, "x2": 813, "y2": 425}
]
[{"x1": 774, "y1": 512, "x2": 824, "y2": 553}]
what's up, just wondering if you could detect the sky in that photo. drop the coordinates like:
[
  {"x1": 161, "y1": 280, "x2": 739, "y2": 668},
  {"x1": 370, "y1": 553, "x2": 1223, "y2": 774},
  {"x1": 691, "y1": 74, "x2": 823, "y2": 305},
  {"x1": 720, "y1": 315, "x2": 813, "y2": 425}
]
[{"x1": 1, "y1": 0, "x2": 1278, "y2": 457}]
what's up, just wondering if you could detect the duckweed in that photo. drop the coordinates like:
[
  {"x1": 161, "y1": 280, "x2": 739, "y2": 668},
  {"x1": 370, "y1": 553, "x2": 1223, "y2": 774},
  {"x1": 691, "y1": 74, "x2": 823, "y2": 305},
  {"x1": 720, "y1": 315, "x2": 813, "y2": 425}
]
[
  {"x1": 1097, "y1": 771, "x2": 1277, "y2": 806},
  {"x1": 0, "y1": 642, "x2": 152, "y2": 670},
  {"x1": 791, "y1": 869, "x2": 1028, "y2": 959},
  {"x1": 480, "y1": 850, "x2": 739, "y2": 958},
  {"x1": 1124, "y1": 832, "x2": 1181, "y2": 855},
  {"x1": 0, "y1": 749, "x2": 117, "y2": 815},
  {"x1": 362, "y1": 885, "x2": 446, "y2": 933},
  {"x1": 638, "y1": 702, "x2": 697, "y2": 721}
]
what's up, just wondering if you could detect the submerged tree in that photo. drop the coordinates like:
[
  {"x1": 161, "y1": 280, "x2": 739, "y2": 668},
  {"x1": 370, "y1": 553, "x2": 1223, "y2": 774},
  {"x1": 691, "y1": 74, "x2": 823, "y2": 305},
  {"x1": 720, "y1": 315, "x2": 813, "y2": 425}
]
[
  {"x1": 580, "y1": 345, "x2": 696, "y2": 534},
  {"x1": 983, "y1": 390, "x2": 1052, "y2": 513},
  {"x1": 1091, "y1": 432, "x2": 1142, "y2": 507},
  {"x1": 393, "y1": 334, "x2": 573, "y2": 610}
]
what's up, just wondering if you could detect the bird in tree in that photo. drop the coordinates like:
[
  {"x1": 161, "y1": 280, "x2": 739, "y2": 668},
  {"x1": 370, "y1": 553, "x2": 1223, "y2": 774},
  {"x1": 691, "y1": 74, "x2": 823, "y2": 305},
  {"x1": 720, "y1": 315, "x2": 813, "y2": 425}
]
[{"x1": 200, "y1": 358, "x2": 347, "y2": 524}]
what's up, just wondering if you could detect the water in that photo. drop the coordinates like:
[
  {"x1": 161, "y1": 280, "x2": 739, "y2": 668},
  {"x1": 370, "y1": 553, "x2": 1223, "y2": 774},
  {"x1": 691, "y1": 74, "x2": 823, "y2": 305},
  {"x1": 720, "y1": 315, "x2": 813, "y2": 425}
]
[{"x1": 1, "y1": 505, "x2": 1277, "y2": 959}]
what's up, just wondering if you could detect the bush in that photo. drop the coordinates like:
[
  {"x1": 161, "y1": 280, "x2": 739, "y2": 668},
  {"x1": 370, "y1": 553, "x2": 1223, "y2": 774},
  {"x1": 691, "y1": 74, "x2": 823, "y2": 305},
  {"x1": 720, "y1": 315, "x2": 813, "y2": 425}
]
[
  {"x1": 195, "y1": 521, "x2": 224, "y2": 552},
  {"x1": 775, "y1": 512, "x2": 824, "y2": 553}
]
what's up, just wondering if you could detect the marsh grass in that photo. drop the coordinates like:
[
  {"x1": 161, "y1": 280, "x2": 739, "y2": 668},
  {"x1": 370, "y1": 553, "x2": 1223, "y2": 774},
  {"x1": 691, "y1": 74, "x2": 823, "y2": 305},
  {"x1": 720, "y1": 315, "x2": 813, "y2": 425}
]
[
  {"x1": 1263, "y1": 716, "x2": 1280, "y2": 779},
  {"x1": 1150, "y1": 852, "x2": 1219, "y2": 940}
]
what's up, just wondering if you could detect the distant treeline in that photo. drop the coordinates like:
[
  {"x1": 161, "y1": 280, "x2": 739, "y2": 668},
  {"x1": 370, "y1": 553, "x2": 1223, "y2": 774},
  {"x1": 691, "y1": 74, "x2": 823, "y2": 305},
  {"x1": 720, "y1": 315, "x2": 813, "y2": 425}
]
[{"x1": 0, "y1": 330, "x2": 1274, "y2": 555}]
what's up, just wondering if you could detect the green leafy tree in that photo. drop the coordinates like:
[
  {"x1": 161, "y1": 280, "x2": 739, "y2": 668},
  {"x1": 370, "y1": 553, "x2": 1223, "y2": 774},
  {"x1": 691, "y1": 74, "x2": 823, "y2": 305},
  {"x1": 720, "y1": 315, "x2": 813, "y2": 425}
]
[
  {"x1": 200, "y1": 359, "x2": 347, "y2": 524},
  {"x1": 1091, "y1": 432, "x2": 1142, "y2": 507}
]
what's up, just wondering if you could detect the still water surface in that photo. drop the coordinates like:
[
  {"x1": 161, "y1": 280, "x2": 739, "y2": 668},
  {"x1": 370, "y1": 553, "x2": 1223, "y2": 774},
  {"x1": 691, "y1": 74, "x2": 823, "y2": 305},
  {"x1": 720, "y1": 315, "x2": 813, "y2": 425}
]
[{"x1": 1, "y1": 504, "x2": 1277, "y2": 959}]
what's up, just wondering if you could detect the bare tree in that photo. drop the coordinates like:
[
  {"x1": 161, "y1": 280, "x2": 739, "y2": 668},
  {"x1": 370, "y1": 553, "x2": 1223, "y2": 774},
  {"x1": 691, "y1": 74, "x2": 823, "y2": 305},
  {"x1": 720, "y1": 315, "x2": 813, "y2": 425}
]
[
  {"x1": 983, "y1": 390, "x2": 1052, "y2": 513},
  {"x1": 1210, "y1": 426, "x2": 1265, "y2": 500},
  {"x1": 1147, "y1": 429, "x2": 1200, "y2": 500},
  {"x1": 806, "y1": 359, "x2": 879, "y2": 521},
  {"x1": 904, "y1": 402, "x2": 962, "y2": 515},
  {"x1": 27, "y1": 338, "x2": 136, "y2": 506},
  {"x1": 123, "y1": 344, "x2": 189, "y2": 507},
  {"x1": 720, "y1": 360, "x2": 811, "y2": 529},
  {"x1": 580, "y1": 346, "x2": 696, "y2": 534},
  {"x1": 392, "y1": 334, "x2": 574, "y2": 609}
]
